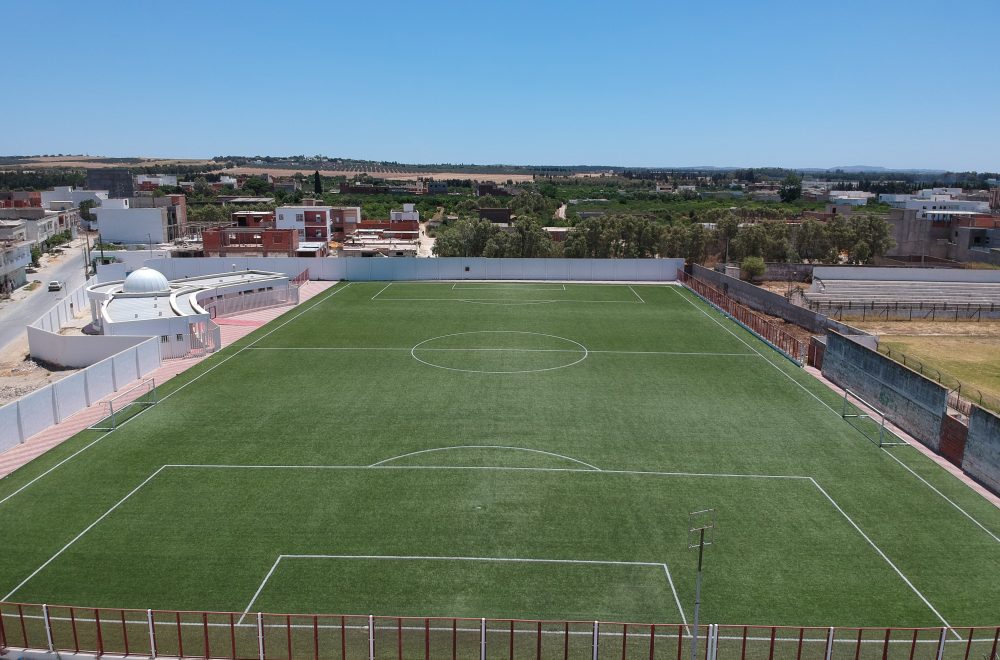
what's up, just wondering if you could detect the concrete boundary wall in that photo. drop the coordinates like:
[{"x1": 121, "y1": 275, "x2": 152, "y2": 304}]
[
  {"x1": 821, "y1": 332, "x2": 948, "y2": 450},
  {"x1": 692, "y1": 265, "x2": 863, "y2": 335},
  {"x1": 120, "y1": 257, "x2": 686, "y2": 283},
  {"x1": 0, "y1": 337, "x2": 161, "y2": 453},
  {"x1": 30, "y1": 276, "x2": 96, "y2": 333},
  {"x1": 964, "y1": 406, "x2": 1000, "y2": 494},
  {"x1": 812, "y1": 266, "x2": 1000, "y2": 283}
]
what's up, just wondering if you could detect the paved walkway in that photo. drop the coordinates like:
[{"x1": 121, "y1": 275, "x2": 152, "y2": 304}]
[{"x1": 0, "y1": 281, "x2": 335, "y2": 480}]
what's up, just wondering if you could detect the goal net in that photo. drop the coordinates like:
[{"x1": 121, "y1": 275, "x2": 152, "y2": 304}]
[
  {"x1": 840, "y1": 388, "x2": 905, "y2": 447},
  {"x1": 90, "y1": 379, "x2": 158, "y2": 431}
]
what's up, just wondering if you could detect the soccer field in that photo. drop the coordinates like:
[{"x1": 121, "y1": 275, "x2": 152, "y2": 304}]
[{"x1": 1, "y1": 281, "x2": 998, "y2": 631}]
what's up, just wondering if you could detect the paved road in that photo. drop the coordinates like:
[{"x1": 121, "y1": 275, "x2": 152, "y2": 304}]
[{"x1": 0, "y1": 242, "x2": 90, "y2": 356}]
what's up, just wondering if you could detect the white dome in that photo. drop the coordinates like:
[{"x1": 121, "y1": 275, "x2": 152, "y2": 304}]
[{"x1": 122, "y1": 267, "x2": 170, "y2": 294}]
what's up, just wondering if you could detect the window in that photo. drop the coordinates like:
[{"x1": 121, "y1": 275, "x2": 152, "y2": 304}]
[
  {"x1": 176, "y1": 334, "x2": 184, "y2": 341},
  {"x1": 296, "y1": 214, "x2": 304, "y2": 222},
  {"x1": 160, "y1": 335, "x2": 169, "y2": 343}
]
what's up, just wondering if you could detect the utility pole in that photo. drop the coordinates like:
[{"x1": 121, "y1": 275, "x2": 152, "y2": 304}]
[
  {"x1": 688, "y1": 509, "x2": 716, "y2": 660},
  {"x1": 82, "y1": 231, "x2": 91, "y2": 279}
]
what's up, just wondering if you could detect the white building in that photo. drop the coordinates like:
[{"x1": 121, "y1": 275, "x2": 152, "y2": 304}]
[
  {"x1": 275, "y1": 204, "x2": 335, "y2": 241},
  {"x1": 904, "y1": 197, "x2": 990, "y2": 221},
  {"x1": 86, "y1": 267, "x2": 291, "y2": 358},
  {"x1": 389, "y1": 203, "x2": 419, "y2": 223},
  {"x1": 1, "y1": 238, "x2": 32, "y2": 292},
  {"x1": 135, "y1": 174, "x2": 178, "y2": 188},
  {"x1": 827, "y1": 191, "x2": 875, "y2": 206},
  {"x1": 93, "y1": 196, "x2": 187, "y2": 244},
  {"x1": 40, "y1": 186, "x2": 109, "y2": 210}
]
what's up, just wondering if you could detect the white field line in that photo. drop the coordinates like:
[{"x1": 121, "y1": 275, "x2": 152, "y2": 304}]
[
  {"x1": 807, "y1": 478, "x2": 958, "y2": 638},
  {"x1": 248, "y1": 346, "x2": 755, "y2": 357},
  {"x1": 368, "y1": 445, "x2": 602, "y2": 470},
  {"x1": 0, "y1": 283, "x2": 353, "y2": 508},
  {"x1": 628, "y1": 285, "x2": 646, "y2": 304},
  {"x1": 238, "y1": 555, "x2": 283, "y2": 624},
  {"x1": 239, "y1": 554, "x2": 687, "y2": 629},
  {"x1": 2, "y1": 465, "x2": 168, "y2": 601},
  {"x1": 451, "y1": 283, "x2": 567, "y2": 291},
  {"x1": 370, "y1": 282, "x2": 392, "y2": 300},
  {"x1": 371, "y1": 297, "x2": 638, "y2": 304},
  {"x1": 670, "y1": 286, "x2": 1000, "y2": 546}
]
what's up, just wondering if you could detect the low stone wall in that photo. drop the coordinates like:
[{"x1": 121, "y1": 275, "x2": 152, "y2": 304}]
[
  {"x1": 964, "y1": 406, "x2": 1000, "y2": 494},
  {"x1": 693, "y1": 265, "x2": 861, "y2": 335},
  {"x1": 821, "y1": 332, "x2": 948, "y2": 451}
]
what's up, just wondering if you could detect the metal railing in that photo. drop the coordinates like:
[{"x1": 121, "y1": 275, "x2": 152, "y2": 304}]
[
  {"x1": 1, "y1": 602, "x2": 998, "y2": 660},
  {"x1": 678, "y1": 271, "x2": 807, "y2": 364}
]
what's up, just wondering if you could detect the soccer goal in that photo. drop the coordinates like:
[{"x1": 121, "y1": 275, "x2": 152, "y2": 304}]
[
  {"x1": 90, "y1": 378, "x2": 158, "y2": 431},
  {"x1": 840, "y1": 388, "x2": 904, "y2": 447}
]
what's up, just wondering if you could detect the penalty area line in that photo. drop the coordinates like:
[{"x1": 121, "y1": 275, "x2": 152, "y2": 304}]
[{"x1": 239, "y1": 554, "x2": 688, "y2": 629}]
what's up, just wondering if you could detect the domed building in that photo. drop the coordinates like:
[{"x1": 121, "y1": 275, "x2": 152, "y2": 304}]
[{"x1": 86, "y1": 266, "x2": 292, "y2": 358}]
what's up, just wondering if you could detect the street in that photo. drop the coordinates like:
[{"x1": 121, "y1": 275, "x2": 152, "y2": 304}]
[{"x1": 0, "y1": 240, "x2": 90, "y2": 357}]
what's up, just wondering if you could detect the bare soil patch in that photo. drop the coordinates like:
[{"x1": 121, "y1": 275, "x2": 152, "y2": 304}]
[
  {"x1": 852, "y1": 320, "x2": 1000, "y2": 337},
  {"x1": 224, "y1": 167, "x2": 534, "y2": 184}
]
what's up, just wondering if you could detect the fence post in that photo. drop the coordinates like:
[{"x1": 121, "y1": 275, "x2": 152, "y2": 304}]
[
  {"x1": 825, "y1": 627, "x2": 834, "y2": 660},
  {"x1": 369, "y1": 615, "x2": 375, "y2": 660},
  {"x1": 146, "y1": 610, "x2": 157, "y2": 659},
  {"x1": 936, "y1": 628, "x2": 947, "y2": 660},
  {"x1": 258, "y1": 613, "x2": 265, "y2": 660},
  {"x1": 42, "y1": 604, "x2": 53, "y2": 652},
  {"x1": 481, "y1": 618, "x2": 486, "y2": 660},
  {"x1": 593, "y1": 621, "x2": 600, "y2": 660}
]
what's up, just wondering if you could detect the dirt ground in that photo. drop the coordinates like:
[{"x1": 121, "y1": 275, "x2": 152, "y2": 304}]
[
  {"x1": 223, "y1": 167, "x2": 535, "y2": 183},
  {"x1": 0, "y1": 335, "x2": 78, "y2": 406},
  {"x1": 17, "y1": 157, "x2": 215, "y2": 169},
  {"x1": 851, "y1": 320, "x2": 1000, "y2": 337}
]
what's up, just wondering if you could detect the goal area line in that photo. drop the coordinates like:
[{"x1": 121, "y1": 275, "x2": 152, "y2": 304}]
[{"x1": 238, "y1": 554, "x2": 687, "y2": 630}]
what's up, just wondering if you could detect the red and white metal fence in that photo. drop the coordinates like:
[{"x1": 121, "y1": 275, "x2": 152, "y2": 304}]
[
  {"x1": 1, "y1": 602, "x2": 998, "y2": 660},
  {"x1": 678, "y1": 271, "x2": 807, "y2": 364}
]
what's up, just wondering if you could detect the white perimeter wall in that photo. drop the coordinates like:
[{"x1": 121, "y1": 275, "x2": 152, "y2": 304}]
[
  {"x1": 813, "y1": 266, "x2": 1000, "y2": 283},
  {"x1": 141, "y1": 257, "x2": 685, "y2": 282},
  {"x1": 0, "y1": 336, "x2": 161, "y2": 453}
]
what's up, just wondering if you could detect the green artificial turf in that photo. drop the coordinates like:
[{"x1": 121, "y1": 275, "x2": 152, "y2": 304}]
[{"x1": 0, "y1": 282, "x2": 998, "y2": 630}]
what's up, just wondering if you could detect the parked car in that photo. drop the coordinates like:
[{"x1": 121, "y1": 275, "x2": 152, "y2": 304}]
[{"x1": 48, "y1": 281, "x2": 64, "y2": 291}]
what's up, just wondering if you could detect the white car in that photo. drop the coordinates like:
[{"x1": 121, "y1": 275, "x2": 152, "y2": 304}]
[{"x1": 48, "y1": 281, "x2": 64, "y2": 291}]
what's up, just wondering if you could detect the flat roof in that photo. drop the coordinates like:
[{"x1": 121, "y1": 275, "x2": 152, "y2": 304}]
[{"x1": 97, "y1": 270, "x2": 288, "y2": 323}]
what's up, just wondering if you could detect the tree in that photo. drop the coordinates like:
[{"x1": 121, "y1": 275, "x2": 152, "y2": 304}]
[
  {"x1": 78, "y1": 199, "x2": 97, "y2": 224},
  {"x1": 793, "y1": 219, "x2": 830, "y2": 262},
  {"x1": 848, "y1": 214, "x2": 895, "y2": 263},
  {"x1": 741, "y1": 256, "x2": 766, "y2": 281},
  {"x1": 779, "y1": 174, "x2": 802, "y2": 203},
  {"x1": 717, "y1": 213, "x2": 740, "y2": 263},
  {"x1": 313, "y1": 171, "x2": 322, "y2": 196},
  {"x1": 30, "y1": 245, "x2": 41, "y2": 266}
]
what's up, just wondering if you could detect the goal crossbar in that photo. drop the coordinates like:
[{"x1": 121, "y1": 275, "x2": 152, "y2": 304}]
[
  {"x1": 89, "y1": 378, "x2": 158, "y2": 431},
  {"x1": 841, "y1": 388, "x2": 901, "y2": 447}
]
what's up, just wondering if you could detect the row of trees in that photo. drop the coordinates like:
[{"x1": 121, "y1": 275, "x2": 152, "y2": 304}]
[
  {"x1": 433, "y1": 212, "x2": 894, "y2": 265},
  {"x1": 724, "y1": 215, "x2": 894, "y2": 264}
]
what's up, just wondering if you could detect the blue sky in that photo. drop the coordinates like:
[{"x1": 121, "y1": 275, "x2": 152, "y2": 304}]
[{"x1": 3, "y1": 0, "x2": 998, "y2": 170}]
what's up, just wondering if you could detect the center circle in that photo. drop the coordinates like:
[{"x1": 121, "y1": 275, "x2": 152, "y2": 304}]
[{"x1": 410, "y1": 331, "x2": 589, "y2": 374}]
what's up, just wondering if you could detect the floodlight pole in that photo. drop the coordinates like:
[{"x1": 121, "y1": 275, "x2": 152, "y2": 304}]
[{"x1": 690, "y1": 527, "x2": 706, "y2": 660}]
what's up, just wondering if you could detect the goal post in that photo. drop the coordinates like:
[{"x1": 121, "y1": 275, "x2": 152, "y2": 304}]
[
  {"x1": 840, "y1": 388, "x2": 902, "y2": 447},
  {"x1": 90, "y1": 378, "x2": 158, "y2": 431}
]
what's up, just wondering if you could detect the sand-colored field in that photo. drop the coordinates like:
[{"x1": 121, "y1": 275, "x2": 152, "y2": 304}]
[
  {"x1": 222, "y1": 166, "x2": 534, "y2": 183},
  {"x1": 16, "y1": 156, "x2": 218, "y2": 169}
]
